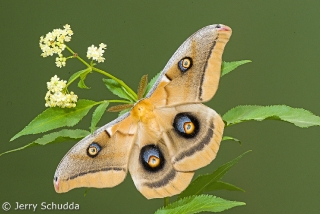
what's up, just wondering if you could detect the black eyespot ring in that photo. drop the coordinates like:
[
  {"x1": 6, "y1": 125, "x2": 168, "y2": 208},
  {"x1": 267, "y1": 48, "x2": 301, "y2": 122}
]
[
  {"x1": 87, "y1": 142, "x2": 101, "y2": 158},
  {"x1": 140, "y1": 145, "x2": 165, "y2": 172},
  {"x1": 178, "y1": 57, "x2": 193, "y2": 73},
  {"x1": 173, "y1": 113, "x2": 200, "y2": 138}
]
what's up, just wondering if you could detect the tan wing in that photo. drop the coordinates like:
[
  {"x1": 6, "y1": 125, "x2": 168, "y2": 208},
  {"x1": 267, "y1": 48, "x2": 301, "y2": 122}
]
[
  {"x1": 146, "y1": 24, "x2": 232, "y2": 107},
  {"x1": 128, "y1": 102, "x2": 223, "y2": 199},
  {"x1": 128, "y1": 121, "x2": 194, "y2": 199},
  {"x1": 154, "y1": 103, "x2": 224, "y2": 171},
  {"x1": 53, "y1": 114, "x2": 137, "y2": 193}
]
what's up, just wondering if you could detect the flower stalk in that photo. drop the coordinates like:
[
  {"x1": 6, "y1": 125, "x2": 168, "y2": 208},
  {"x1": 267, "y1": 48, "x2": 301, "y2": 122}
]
[
  {"x1": 65, "y1": 45, "x2": 138, "y2": 101},
  {"x1": 40, "y1": 24, "x2": 138, "y2": 109}
]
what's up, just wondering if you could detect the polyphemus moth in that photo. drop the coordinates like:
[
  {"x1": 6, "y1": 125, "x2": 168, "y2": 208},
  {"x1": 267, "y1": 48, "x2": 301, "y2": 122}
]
[{"x1": 54, "y1": 24, "x2": 232, "y2": 199}]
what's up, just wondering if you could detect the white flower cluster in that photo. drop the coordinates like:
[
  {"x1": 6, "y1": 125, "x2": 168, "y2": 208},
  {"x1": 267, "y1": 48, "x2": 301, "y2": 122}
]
[
  {"x1": 86, "y1": 43, "x2": 107, "y2": 63},
  {"x1": 45, "y1": 75, "x2": 78, "y2": 108},
  {"x1": 55, "y1": 55, "x2": 67, "y2": 68},
  {"x1": 39, "y1": 24, "x2": 73, "y2": 67}
]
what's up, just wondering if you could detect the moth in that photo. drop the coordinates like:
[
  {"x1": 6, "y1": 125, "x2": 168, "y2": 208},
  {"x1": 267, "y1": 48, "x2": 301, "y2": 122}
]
[{"x1": 54, "y1": 24, "x2": 232, "y2": 199}]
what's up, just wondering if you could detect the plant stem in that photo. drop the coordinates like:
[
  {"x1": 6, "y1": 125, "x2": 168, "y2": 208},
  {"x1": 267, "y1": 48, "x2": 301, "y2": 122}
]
[
  {"x1": 65, "y1": 45, "x2": 90, "y2": 67},
  {"x1": 65, "y1": 45, "x2": 138, "y2": 102},
  {"x1": 65, "y1": 67, "x2": 91, "y2": 88},
  {"x1": 164, "y1": 197, "x2": 170, "y2": 207},
  {"x1": 92, "y1": 67, "x2": 138, "y2": 101}
]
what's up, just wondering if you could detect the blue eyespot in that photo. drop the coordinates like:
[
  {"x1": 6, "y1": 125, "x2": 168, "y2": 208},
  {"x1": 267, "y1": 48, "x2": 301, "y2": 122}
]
[
  {"x1": 173, "y1": 113, "x2": 199, "y2": 138},
  {"x1": 140, "y1": 145, "x2": 164, "y2": 172},
  {"x1": 87, "y1": 142, "x2": 101, "y2": 158},
  {"x1": 178, "y1": 57, "x2": 193, "y2": 72}
]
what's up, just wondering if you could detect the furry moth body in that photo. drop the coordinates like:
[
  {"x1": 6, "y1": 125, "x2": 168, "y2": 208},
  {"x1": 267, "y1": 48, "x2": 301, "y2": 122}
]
[{"x1": 54, "y1": 24, "x2": 232, "y2": 199}]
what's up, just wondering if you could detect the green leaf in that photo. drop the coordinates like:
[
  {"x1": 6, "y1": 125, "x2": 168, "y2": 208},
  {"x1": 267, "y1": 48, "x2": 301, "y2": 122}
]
[
  {"x1": 10, "y1": 99, "x2": 98, "y2": 141},
  {"x1": 204, "y1": 180, "x2": 245, "y2": 193},
  {"x1": 177, "y1": 151, "x2": 250, "y2": 200},
  {"x1": 144, "y1": 71, "x2": 161, "y2": 97},
  {"x1": 90, "y1": 101, "x2": 109, "y2": 133},
  {"x1": 103, "y1": 79, "x2": 135, "y2": 102},
  {"x1": 68, "y1": 68, "x2": 90, "y2": 85},
  {"x1": 78, "y1": 78, "x2": 90, "y2": 89},
  {"x1": 222, "y1": 136, "x2": 242, "y2": 145},
  {"x1": 221, "y1": 60, "x2": 251, "y2": 77},
  {"x1": 84, "y1": 188, "x2": 90, "y2": 197},
  {"x1": 77, "y1": 72, "x2": 90, "y2": 89},
  {"x1": 118, "y1": 108, "x2": 131, "y2": 117},
  {"x1": 2, "y1": 129, "x2": 89, "y2": 157},
  {"x1": 223, "y1": 105, "x2": 320, "y2": 128},
  {"x1": 155, "y1": 195, "x2": 245, "y2": 214}
]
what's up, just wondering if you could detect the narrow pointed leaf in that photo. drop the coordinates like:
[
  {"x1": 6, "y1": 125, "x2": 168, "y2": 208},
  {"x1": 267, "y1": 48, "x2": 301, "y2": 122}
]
[
  {"x1": 155, "y1": 195, "x2": 245, "y2": 214},
  {"x1": 107, "y1": 104, "x2": 133, "y2": 112},
  {"x1": 221, "y1": 60, "x2": 251, "y2": 77},
  {"x1": 222, "y1": 136, "x2": 242, "y2": 144},
  {"x1": 137, "y1": 74, "x2": 148, "y2": 99},
  {"x1": 90, "y1": 101, "x2": 109, "y2": 133},
  {"x1": 204, "y1": 180, "x2": 245, "y2": 193},
  {"x1": 103, "y1": 78, "x2": 135, "y2": 102},
  {"x1": 77, "y1": 72, "x2": 90, "y2": 89},
  {"x1": 177, "y1": 151, "x2": 250, "y2": 200},
  {"x1": 10, "y1": 99, "x2": 98, "y2": 141},
  {"x1": 2, "y1": 129, "x2": 90, "y2": 157},
  {"x1": 223, "y1": 105, "x2": 320, "y2": 128},
  {"x1": 144, "y1": 71, "x2": 161, "y2": 97},
  {"x1": 78, "y1": 78, "x2": 90, "y2": 89}
]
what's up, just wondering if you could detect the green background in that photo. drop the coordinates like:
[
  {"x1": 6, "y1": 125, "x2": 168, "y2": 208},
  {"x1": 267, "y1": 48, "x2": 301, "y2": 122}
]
[{"x1": 1, "y1": 1, "x2": 319, "y2": 213}]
